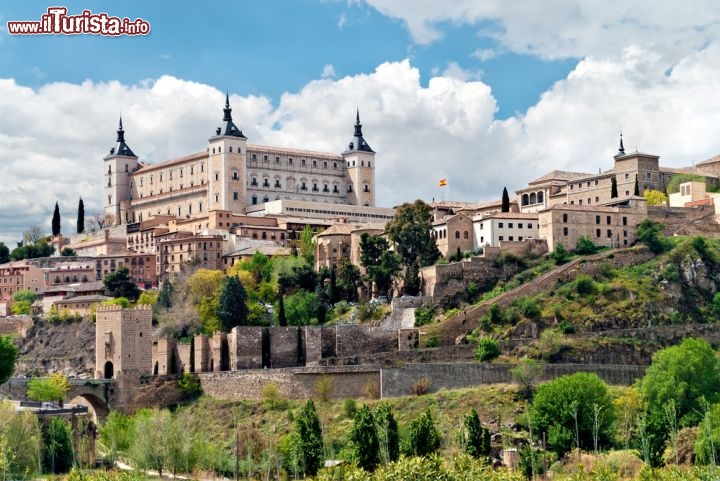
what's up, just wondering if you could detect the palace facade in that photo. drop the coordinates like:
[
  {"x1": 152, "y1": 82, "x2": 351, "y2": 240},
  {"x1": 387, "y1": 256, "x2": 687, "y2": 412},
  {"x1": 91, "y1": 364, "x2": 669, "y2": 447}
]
[{"x1": 104, "y1": 96, "x2": 377, "y2": 226}]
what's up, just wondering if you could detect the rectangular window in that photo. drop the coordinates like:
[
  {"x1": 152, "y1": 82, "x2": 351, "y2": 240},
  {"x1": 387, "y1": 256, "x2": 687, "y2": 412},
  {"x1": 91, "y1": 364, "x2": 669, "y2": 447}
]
[
  {"x1": 508, "y1": 223, "x2": 514, "y2": 228},
  {"x1": 498, "y1": 222, "x2": 504, "y2": 228},
  {"x1": 596, "y1": 228, "x2": 601, "y2": 237},
  {"x1": 623, "y1": 216, "x2": 627, "y2": 226},
  {"x1": 596, "y1": 215, "x2": 601, "y2": 224},
  {"x1": 562, "y1": 214, "x2": 568, "y2": 223},
  {"x1": 499, "y1": 236, "x2": 504, "y2": 241},
  {"x1": 563, "y1": 227, "x2": 568, "y2": 236},
  {"x1": 607, "y1": 216, "x2": 611, "y2": 225},
  {"x1": 518, "y1": 223, "x2": 523, "y2": 229},
  {"x1": 528, "y1": 223, "x2": 533, "y2": 228},
  {"x1": 509, "y1": 236, "x2": 514, "y2": 241},
  {"x1": 607, "y1": 229, "x2": 612, "y2": 238}
]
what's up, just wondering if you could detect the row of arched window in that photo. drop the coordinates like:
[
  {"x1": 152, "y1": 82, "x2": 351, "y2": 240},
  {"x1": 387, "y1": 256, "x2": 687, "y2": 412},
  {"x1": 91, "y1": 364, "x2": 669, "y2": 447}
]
[{"x1": 521, "y1": 191, "x2": 545, "y2": 206}]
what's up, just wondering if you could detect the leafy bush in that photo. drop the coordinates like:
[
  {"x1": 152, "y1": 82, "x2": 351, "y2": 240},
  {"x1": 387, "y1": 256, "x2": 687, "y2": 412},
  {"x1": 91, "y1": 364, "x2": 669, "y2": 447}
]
[
  {"x1": 424, "y1": 334, "x2": 440, "y2": 348},
  {"x1": 517, "y1": 297, "x2": 541, "y2": 320},
  {"x1": 177, "y1": 372, "x2": 202, "y2": 398},
  {"x1": 411, "y1": 377, "x2": 431, "y2": 396},
  {"x1": 343, "y1": 398, "x2": 357, "y2": 419},
  {"x1": 551, "y1": 243, "x2": 571, "y2": 265},
  {"x1": 406, "y1": 410, "x2": 442, "y2": 457},
  {"x1": 575, "y1": 236, "x2": 598, "y2": 255},
  {"x1": 575, "y1": 275, "x2": 596, "y2": 295},
  {"x1": 414, "y1": 303, "x2": 436, "y2": 326},
  {"x1": 262, "y1": 382, "x2": 287, "y2": 410},
  {"x1": 475, "y1": 337, "x2": 501, "y2": 362}
]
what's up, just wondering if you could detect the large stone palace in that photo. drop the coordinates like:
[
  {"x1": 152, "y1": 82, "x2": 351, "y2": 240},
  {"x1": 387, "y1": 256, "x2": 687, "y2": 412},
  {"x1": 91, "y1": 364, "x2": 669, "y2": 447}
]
[{"x1": 104, "y1": 96, "x2": 377, "y2": 226}]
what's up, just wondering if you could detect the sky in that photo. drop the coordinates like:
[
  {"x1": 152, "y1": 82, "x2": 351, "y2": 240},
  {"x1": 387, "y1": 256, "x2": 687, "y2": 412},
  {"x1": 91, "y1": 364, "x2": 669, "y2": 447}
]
[{"x1": 1, "y1": 1, "x2": 720, "y2": 244}]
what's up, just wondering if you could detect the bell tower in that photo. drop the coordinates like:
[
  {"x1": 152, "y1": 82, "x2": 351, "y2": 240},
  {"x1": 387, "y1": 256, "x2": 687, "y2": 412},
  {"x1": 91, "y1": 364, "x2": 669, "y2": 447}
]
[
  {"x1": 342, "y1": 110, "x2": 376, "y2": 206},
  {"x1": 103, "y1": 117, "x2": 138, "y2": 225},
  {"x1": 208, "y1": 94, "x2": 248, "y2": 213}
]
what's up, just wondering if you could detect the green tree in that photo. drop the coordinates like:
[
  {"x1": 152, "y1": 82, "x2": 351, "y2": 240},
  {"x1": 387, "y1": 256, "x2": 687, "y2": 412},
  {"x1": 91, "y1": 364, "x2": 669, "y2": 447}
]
[
  {"x1": 281, "y1": 291, "x2": 321, "y2": 326},
  {"x1": 574, "y1": 236, "x2": 597, "y2": 255},
  {"x1": 99, "y1": 411, "x2": 134, "y2": 465},
  {"x1": 0, "y1": 242, "x2": 9, "y2": 264},
  {"x1": 644, "y1": 189, "x2": 669, "y2": 206},
  {"x1": 501, "y1": 187, "x2": 510, "y2": 212},
  {"x1": 531, "y1": 372, "x2": 616, "y2": 457},
  {"x1": 51, "y1": 202, "x2": 61, "y2": 237},
  {"x1": 350, "y1": 404, "x2": 380, "y2": 471},
  {"x1": 300, "y1": 225, "x2": 316, "y2": 266},
  {"x1": 461, "y1": 408, "x2": 491, "y2": 459},
  {"x1": 77, "y1": 197, "x2": 85, "y2": 234},
  {"x1": 374, "y1": 402, "x2": 399, "y2": 463},
  {"x1": 103, "y1": 266, "x2": 140, "y2": 301},
  {"x1": 640, "y1": 338, "x2": 720, "y2": 428},
  {"x1": 385, "y1": 200, "x2": 441, "y2": 280},
  {"x1": 335, "y1": 257, "x2": 362, "y2": 302},
  {"x1": 129, "y1": 408, "x2": 174, "y2": 477},
  {"x1": 610, "y1": 176, "x2": 618, "y2": 198},
  {"x1": 294, "y1": 399, "x2": 323, "y2": 477},
  {"x1": 277, "y1": 291, "x2": 287, "y2": 326},
  {"x1": 240, "y1": 251, "x2": 273, "y2": 285},
  {"x1": 636, "y1": 218, "x2": 668, "y2": 254},
  {"x1": 10, "y1": 242, "x2": 54, "y2": 261},
  {"x1": 0, "y1": 404, "x2": 42, "y2": 480},
  {"x1": 216, "y1": 276, "x2": 248, "y2": 331},
  {"x1": 60, "y1": 247, "x2": 77, "y2": 257},
  {"x1": 511, "y1": 358, "x2": 544, "y2": 400},
  {"x1": 0, "y1": 336, "x2": 19, "y2": 385},
  {"x1": 157, "y1": 279, "x2": 174, "y2": 309},
  {"x1": 11, "y1": 289, "x2": 37, "y2": 316},
  {"x1": 42, "y1": 417, "x2": 74, "y2": 474},
  {"x1": 360, "y1": 233, "x2": 401, "y2": 298},
  {"x1": 27, "y1": 373, "x2": 70, "y2": 404},
  {"x1": 475, "y1": 337, "x2": 501, "y2": 362},
  {"x1": 407, "y1": 410, "x2": 442, "y2": 457}
]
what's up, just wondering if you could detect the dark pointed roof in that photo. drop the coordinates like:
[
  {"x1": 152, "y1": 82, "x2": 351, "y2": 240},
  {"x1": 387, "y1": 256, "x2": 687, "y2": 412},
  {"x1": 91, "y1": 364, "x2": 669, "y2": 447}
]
[
  {"x1": 618, "y1": 133, "x2": 625, "y2": 156},
  {"x1": 110, "y1": 117, "x2": 136, "y2": 157},
  {"x1": 345, "y1": 109, "x2": 374, "y2": 153},
  {"x1": 216, "y1": 93, "x2": 247, "y2": 139}
]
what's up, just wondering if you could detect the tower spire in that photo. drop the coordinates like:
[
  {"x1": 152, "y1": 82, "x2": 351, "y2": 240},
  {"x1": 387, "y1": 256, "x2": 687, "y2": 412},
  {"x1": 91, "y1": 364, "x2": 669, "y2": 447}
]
[
  {"x1": 116, "y1": 116, "x2": 125, "y2": 143},
  {"x1": 618, "y1": 132, "x2": 625, "y2": 155},
  {"x1": 223, "y1": 92, "x2": 232, "y2": 122},
  {"x1": 215, "y1": 93, "x2": 246, "y2": 139}
]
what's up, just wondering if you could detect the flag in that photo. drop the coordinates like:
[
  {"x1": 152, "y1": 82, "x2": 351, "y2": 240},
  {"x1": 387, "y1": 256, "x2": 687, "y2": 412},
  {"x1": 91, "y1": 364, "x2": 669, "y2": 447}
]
[{"x1": 438, "y1": 179, "x2": 447, "y2": 187}]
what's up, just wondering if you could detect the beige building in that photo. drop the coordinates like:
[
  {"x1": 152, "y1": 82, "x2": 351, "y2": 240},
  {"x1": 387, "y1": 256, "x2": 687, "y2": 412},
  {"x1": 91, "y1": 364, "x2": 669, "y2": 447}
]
[
  {"x1": 95, "y1": 305, "x2": 153, "y2": 379},
  {"x1": 104, "y1": 99, "x2": 377, "y2": 226},
  {"x1": 538, "y1": 198, "x2": 648, "y2": 252},
  {"x1": 432, "y1": 213, "x2": 474, "y2": 258},
  {"x1": 315, "y1": 222, "x2": 385, "y2": 270},
  {"x1": 472, "y1": 213, "x2": 539, "y2": 248},
  {"x1": 156, "y1": 231, "x2": 224, "y2": 277}
]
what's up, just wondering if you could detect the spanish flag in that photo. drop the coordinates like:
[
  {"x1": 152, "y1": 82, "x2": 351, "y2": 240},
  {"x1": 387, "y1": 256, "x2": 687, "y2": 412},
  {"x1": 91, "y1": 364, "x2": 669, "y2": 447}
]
[{"x1": 438, "y1": 179, "x2": 447, "y2": 187}]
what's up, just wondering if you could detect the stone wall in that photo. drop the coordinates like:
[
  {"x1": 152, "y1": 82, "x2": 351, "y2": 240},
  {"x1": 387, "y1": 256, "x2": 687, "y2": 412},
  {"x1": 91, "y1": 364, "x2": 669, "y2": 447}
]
[
  {"x1": 380, "y1": 363, "x2": 646, "y2": 398},
  {"x1": 230, "y1": 326, "x2": 263, "y2": 369},
  {"x1": 198, "y1": 365, "x2": 380, "y2": 401},
  {"x1": 269, "y1": 327, "x2": 301, "y2": 367},
  {"x1": 420, "y1": 255, "x2": 522, "y2": 301},
  {"x1": 335, "y1": 326, "x2": 401, "y2": 358}
]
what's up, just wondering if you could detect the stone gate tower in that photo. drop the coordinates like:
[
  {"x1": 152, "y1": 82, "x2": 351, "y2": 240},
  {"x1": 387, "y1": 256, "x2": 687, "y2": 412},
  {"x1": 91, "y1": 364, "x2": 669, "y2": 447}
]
[{"x1": 95, "y1": 305, "x2": 152, "y2": 379}]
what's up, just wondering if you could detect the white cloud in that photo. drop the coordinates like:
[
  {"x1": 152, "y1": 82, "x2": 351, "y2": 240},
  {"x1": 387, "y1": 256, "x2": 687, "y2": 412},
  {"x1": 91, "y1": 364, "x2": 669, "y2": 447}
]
[
  {"x1": 441, "y1": 61, "x2": 481, "y2": 82},
  {"x1": 337, "y1": 12, "x2": 347, "y2": 30},
  {"x1": 2, "y1": 44, "x2": 720, "y2": 244},
  {"x1": 471, "y1": 48, "x2": 499, "y2": 62},
  {"x1": 321, "y1": 64, "x2": 337, "y2": 79},
  {"x1": 360, "y1": 0, "x2": 720, "y2": 60}
]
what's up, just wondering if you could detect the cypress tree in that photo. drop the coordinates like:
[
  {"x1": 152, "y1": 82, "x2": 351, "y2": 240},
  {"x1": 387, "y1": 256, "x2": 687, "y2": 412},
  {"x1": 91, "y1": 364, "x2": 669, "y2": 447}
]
[
  {"x1": 295, "y1": 399, "x2": 324, "y2": 476},
  {"x1": 277, "y1": 291, "x2": 287, "y2": 326},
  {"x1": 374, "y1": 402, "x2": 399, "y2": 463},
  {"x1": 634, "y1": 175, "x2": 640, "y2": 196},
  {"x1": 501, "y1": 187, "x2": 510, "y2": 212},
  {"x1": 51, "y1": 202, "x2": 61, "y2": 237},
  {"x1": 463, "y1": 408, "x2": 491, "y2": 458},
  {"x1": 216, "y1": 276, "x2": 248, "y2": 331},
  {"x1": 350, "y1": 404, "x2": 380, "y2": 471},
  {"x1": 610, "y1": 177, "x2": 618, "y2": 199},
  {"x1": 77, "y1": 198, "x2": 85, "y2": 233}
]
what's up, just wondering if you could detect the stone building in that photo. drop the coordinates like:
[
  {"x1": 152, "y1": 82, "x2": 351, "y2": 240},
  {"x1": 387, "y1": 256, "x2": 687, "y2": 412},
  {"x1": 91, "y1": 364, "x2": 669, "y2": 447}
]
[
  {"x1": 104, "y1": 97, "x2": 378, "y2": 226},
  {"x1": 538, "y1": 198, "x2": 648, "y2": 251},
  {"x1": 432, "y1": 213, "x2": 474, "y2": 258},
  {"x1": 95, "y1": 305, "x2": 152, "y2": 379},
  {"x1": 314, "y1": 221, "x2": 385, "y2": 270}
]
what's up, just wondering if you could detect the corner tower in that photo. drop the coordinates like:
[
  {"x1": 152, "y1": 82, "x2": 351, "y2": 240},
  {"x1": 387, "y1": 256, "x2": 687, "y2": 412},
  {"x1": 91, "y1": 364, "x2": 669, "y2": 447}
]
[
  {"x1": 342, "y1": 110, "x2": 376, "y2": 206},
  {"x1": 208, "y1": 94, "x2": 247, "y2": 213},
  {"x1": 103, "y1": 118, "x2": 138, "y2": 225}
]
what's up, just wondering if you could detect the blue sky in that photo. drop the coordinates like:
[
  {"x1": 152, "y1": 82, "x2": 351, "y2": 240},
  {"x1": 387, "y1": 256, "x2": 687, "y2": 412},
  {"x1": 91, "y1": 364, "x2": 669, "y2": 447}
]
[
  {"x1": 1, "y1": 1, "x2": 720, "y2": 243},
  {"x1": 1, "y1": 1, "x2": 577, "y2": 119}
]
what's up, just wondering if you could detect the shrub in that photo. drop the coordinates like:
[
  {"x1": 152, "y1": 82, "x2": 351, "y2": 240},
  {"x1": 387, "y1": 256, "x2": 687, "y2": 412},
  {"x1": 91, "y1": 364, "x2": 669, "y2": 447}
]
[
  {"x1": 475, "y1": 337, "x2": 501, "y2": 362},
  {"x1": 575, "y1": 275, "x2": 596, "y2": 295},
  {"x1": 262, "y1": 382, "x2": 287, "y2": 410},
  {"x1": 424, "y1": 333, "x2": 440, "y2": 348},
  {"x1": 517, "y1": 297, "x2": 541, "y2": 320},
  {"x1": 551, "y1": 243, "x2": 571, "y2": 265},
  {"x1": 177, "y1": 372, "x2": 202, "y2": 398},
  {"x1": 511, "y1": 358, "x2": 544, "y2": 400},
  {"x1": 575, "y1": 236, "x2": 598, "y2": 255},
  {"x1": 314, "y1": 375, "x2": 333, "y2": 403},
  {"x1": 414, "y1": 303, "x2": 436, "y2": 326},
  {"x1": 411, "y1": 377, "x2": 431, "y2": 396},
  {"x1": 344, "y1": 398, "x2": 357, "y2": 419}
]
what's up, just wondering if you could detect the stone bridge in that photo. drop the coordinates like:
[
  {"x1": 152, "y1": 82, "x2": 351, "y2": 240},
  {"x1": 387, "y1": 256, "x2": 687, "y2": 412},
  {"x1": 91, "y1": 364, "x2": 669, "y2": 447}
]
[{"x1": 1, "y1": 377, "x2": 116, "y2": 420}]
